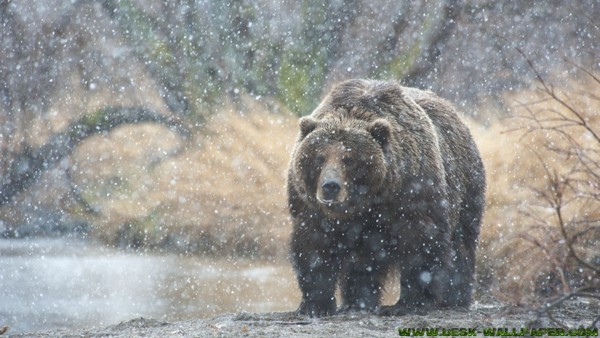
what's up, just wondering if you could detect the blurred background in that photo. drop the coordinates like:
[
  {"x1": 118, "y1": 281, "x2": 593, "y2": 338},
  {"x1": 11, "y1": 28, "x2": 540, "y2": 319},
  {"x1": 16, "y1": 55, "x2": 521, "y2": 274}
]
[{"x1": 1, "y1": 0, "x2": 599, "y2": 334}]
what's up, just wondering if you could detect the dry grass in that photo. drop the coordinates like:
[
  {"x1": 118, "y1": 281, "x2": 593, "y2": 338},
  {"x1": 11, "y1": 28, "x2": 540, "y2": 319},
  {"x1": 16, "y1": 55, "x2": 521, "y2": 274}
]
[
  {"x1": 474, "y1": 76, "x2": 600, "y2": 303},
  {"x1": 67, "y1": 78, "x2": 599, "y2": 303},
  {"x1": 71, "y1": 96, "x2": 297, "y2": 259}
]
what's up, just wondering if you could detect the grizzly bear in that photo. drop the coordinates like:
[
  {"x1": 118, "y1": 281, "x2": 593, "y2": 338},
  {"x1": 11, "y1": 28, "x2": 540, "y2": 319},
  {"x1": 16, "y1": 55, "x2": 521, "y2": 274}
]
[{"x1": 287, "y1": 79, "x2": 486, "y2": 317}]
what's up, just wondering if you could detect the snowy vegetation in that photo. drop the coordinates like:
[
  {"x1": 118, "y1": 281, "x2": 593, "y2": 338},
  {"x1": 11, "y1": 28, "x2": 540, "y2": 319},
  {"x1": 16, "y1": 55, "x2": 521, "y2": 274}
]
[{"x1": 0, "y1": 0, "x2": 598, "y2": 332}]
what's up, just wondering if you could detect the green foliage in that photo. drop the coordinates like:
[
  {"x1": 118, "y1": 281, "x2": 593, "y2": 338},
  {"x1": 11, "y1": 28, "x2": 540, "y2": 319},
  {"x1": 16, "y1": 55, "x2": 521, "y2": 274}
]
[
  {"x1": 277, "y1": 49, "x2": 327, "y2": 116},
  {"x1": 100, "y1": 1, "x2": 347, "y2": 116},
  {"x1": 276, "y1": 1, "x2": 332, "y2": 116},
  {"x1": 113, "y1": 212, "x2": 167, "y2": 250},
  {"x1": 79, "y1": 108, "x2": 106, "y2": 128},
  {"x1": 106, "y1": 0, "x2": 221, "y2": 119},
  {"x1": 380, "y1": 41, "x2": 422, "y2": 79}
]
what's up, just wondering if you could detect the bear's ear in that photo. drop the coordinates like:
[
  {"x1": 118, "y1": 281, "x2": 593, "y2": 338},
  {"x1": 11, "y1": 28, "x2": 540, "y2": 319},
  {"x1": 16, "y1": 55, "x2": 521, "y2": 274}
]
[
  {"x1": 368, "y1": 119, "x2": 391, "y2": 147},
  {"x1": 299, "y1": 116, "x2": 319, "y2": 138}
]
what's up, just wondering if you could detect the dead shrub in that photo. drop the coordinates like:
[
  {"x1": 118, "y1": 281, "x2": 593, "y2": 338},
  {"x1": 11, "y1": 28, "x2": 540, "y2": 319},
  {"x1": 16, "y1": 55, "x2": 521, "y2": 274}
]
[{"x1": 477, "y1": 64, "x2": 599, "y2": 314}]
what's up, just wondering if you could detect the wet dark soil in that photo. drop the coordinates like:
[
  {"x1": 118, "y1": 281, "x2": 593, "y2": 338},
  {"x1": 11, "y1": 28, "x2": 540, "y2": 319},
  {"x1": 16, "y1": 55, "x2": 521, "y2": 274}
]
[{"x1": 7, "y1": 300, "x2": 598, "y2": 337}]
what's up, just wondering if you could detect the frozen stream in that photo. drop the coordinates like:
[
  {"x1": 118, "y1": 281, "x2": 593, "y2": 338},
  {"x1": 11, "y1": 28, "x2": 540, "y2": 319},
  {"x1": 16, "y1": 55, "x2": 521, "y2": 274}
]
[{"x1": 0, "y1": 239, "x2": 298, "y2": 334}]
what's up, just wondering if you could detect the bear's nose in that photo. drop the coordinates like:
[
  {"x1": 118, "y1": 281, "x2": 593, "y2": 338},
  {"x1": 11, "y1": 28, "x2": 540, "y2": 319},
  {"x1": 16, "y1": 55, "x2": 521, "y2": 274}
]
[{"x1": 321, "y1": 180, "x2": 341, "y2": 200}]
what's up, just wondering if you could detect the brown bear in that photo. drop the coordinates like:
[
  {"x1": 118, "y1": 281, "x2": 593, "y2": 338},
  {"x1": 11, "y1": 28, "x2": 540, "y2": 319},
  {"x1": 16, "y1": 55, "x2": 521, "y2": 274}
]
[{"x1": 287, "y1": 79, "x2": 486, "y2": 317}]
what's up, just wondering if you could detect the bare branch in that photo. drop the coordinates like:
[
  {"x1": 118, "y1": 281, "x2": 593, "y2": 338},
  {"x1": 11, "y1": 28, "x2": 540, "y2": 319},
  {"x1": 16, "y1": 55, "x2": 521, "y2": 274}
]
[
  {"x1": 516, "y1": 48, "x2": 600, "y2": 146},
  {"x1": 510, "y1": 50, "x2": 600, "y2": 320},
  {"x1": 538, "y1": 285, "x2": 600, "y2": 315},
  {"x1": 0, "y1": 106, "x2": 190, "y2": 206}
]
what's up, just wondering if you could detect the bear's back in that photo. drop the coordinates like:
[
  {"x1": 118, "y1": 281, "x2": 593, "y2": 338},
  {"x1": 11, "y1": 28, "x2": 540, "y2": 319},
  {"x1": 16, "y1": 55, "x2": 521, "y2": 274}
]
[{"x1": 405, "y1": 86, "x2": 486, "y2": 231}]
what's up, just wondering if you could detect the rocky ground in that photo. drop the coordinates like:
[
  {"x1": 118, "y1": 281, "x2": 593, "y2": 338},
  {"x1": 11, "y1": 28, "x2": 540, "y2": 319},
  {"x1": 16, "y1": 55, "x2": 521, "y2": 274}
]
[{"x1": 7, "y1": 300, "x2": 598, "y2": 338}]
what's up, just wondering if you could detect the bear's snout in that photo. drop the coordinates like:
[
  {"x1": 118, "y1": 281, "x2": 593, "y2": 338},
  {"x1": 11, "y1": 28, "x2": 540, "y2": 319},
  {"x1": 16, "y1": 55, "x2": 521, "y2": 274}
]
[
  {"x1": 320, "y1": 179, "x2": 341, "y2": 201},
  {"x1": 316, "y1": 162, "x2": 347, "y2": 207}
]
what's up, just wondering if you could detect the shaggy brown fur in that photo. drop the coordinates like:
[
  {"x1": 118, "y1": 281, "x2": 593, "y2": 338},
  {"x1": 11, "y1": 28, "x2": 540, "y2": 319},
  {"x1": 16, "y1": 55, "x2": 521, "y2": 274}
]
[{"x1": 287, "y1": 79, "x2": 485, "y2": 317}]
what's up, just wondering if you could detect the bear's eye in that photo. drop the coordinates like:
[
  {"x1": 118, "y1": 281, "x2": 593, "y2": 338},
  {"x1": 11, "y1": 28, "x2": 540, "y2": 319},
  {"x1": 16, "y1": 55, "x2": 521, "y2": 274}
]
[
  {"x1": 315, "y1": 155, "x2": 326, "y2": 167},
  {"x1": 342, "y1": 157, "x2": 354, "y2": 166}
]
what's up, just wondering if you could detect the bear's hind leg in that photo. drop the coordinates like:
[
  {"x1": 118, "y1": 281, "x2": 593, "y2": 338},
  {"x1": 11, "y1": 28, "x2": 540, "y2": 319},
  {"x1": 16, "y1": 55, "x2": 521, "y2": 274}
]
[
  {"x1": 378, "y1": 262, "x2": 450, "y2": 316},
  {"x1": 447, "y1": 170, "x2": 485, "y2": 307},
  {"x1": 448, "y1": 202, "x2": 483, "y2": 307}
]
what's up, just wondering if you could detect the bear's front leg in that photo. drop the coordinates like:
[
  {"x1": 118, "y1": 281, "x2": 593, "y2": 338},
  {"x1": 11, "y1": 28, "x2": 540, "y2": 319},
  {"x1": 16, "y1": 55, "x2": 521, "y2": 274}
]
[
  {"x1": 291, "y1": 225, "x2": 340, "y2": 317},
  {"x1": 339, "y1": 265, "x2": 387, "y2": 313},
  {"x1": 295, "y1": 267, "x2": 337, "y2": 317},
  {"x1": 338, "y1": 248, "x2": 389, "y2": 313}
]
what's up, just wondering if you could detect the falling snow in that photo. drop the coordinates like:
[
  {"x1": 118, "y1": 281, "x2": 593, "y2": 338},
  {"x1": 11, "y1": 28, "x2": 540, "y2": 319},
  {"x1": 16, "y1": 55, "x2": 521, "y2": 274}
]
[{"x1": 0, "y1": 0, "x2": 599, "y2": 336}]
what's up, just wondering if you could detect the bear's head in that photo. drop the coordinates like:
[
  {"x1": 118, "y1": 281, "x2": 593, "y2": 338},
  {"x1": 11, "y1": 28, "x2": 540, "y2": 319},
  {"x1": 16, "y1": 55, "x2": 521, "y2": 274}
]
[{"x1": 291, "y1": 116, "x2": 392, "y2": 219}]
